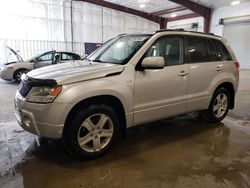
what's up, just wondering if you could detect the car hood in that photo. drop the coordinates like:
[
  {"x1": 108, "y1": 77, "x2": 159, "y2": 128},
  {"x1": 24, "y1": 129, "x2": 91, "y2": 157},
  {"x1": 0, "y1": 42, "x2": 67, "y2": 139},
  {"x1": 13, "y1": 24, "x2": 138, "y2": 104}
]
[
  {"x1": 6, "y1": 46, "x2": 24, "y2": 63},
  {"x1": 27, "y1": 60, "x2": 125, "y2": 85}
]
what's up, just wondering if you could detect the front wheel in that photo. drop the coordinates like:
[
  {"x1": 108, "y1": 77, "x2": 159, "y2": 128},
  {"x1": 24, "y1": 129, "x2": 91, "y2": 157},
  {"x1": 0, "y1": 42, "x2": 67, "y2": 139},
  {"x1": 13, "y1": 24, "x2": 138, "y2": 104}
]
[
  {"x1": 14, "y1": 69, "x2": 27, "y2": 83},
  {"x1": 63, "y1": 104, "x2": 119, "y2": 160},
  {"x1": 200, "y1": 87, "x2": 230, "y2": 123}
]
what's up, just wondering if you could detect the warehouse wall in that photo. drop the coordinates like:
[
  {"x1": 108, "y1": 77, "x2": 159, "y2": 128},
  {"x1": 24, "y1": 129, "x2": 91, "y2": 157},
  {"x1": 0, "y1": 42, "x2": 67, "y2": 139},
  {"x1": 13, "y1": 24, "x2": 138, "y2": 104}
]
[
  {"x1": 166, "y1": 2, "x2": 250, "y2": 36},
  {"x1": 167, "y1": 17, "x2": 204, "y2": 32},
  {"x1": 210, "y1": 2, "x2": 250, "y2": 35},
  {"x1": 211, "y1": 2, "x2": 250, "y2": 69},
  {"x1": 72, "y1": 2, "x2": 159, "y2": 43},
  {"x1": 0, "y1": 0, "x2": 158, "y2": 42},
  {"x1": 0, "y1": 0, "x2": 159, "y2": 63}
]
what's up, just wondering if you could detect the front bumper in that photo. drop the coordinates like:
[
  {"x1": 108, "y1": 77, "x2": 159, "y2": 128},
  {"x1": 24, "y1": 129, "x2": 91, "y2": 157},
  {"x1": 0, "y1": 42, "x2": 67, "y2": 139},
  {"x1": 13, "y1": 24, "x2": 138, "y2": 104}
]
[
  {"x1": 14, "y1": 91, "x2": 67, "y2": 139},
  {"x1": 0, "y1": 66, "x2": 14, "y2": 80}
]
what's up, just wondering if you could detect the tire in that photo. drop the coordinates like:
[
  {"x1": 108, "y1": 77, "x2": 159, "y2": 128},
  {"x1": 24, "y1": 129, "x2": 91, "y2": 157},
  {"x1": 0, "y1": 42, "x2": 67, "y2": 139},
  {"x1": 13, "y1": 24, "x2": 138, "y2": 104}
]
[
  {"x1": 14, "y1": 69, "x2": 27, "y2": 83},
  {"x1": 63, "y1": 104, "x2": 120, "y2": 160},
  {"x1": 200, "y1": 87, "x2": 230, "y2": 123}
]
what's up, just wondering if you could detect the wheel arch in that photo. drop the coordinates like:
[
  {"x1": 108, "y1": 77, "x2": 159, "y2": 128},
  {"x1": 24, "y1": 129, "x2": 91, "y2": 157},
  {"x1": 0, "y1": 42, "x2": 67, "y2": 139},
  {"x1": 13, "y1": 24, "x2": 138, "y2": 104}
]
[{"x1": 63, "y1": 95, "x2": 127, "y2": 139}]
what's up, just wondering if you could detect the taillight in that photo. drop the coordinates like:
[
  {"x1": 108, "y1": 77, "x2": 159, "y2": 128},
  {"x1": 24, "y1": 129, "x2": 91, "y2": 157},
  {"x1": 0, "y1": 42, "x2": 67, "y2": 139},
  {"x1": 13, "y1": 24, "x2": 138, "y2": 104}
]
[{"x1": 234, "y1": 60, "x2": 240, "y2": 71}]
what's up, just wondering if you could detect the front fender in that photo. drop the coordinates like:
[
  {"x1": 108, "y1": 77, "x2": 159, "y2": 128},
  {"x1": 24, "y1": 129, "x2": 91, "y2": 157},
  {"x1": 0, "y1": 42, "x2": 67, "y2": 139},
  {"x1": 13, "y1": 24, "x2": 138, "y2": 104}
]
[{"x1": 55, "y1": 76, "x2": 133, "y2": 114}]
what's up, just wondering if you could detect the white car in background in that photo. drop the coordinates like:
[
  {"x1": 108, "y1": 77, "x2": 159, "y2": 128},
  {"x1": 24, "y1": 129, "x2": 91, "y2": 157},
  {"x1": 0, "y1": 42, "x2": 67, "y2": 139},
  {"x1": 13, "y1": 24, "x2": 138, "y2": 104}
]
[{"x1": 0, "y1": 47, "x2": 84, "y2": 82}]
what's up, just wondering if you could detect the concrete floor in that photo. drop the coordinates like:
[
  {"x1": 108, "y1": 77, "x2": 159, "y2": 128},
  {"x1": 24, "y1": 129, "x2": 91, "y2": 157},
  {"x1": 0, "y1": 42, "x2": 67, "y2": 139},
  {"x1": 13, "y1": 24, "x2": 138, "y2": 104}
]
[{"x1": 0, "y1": 70, "x2": 250, "y2": 188}]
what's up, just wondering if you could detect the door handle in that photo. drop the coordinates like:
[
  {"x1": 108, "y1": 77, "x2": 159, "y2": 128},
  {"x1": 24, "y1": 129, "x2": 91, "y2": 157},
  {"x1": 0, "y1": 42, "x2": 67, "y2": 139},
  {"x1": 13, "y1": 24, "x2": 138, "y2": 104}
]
[
  {"x1": 178, "y1": 71, "x2": 188, "y2": 77},
  {"x1": 216, "y1": 65, "x2": 223, "y2": 71}
]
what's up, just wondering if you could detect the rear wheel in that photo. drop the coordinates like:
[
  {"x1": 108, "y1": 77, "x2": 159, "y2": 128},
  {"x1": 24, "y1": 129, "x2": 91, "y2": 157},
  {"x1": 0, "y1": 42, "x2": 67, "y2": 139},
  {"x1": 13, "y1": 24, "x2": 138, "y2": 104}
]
[
  {"x1": 63, "y1": 104, "x2": 119, "y2": 160},
  {"x1": 200, "y1": 87, "x2": 230, "y2": 123}
]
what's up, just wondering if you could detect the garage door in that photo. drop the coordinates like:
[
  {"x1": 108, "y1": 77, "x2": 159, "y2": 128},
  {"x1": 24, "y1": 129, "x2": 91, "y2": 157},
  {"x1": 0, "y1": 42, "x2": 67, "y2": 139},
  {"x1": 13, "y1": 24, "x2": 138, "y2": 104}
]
[{"x1": 224, "y1": 22, "x2": 250, "y2": 69}]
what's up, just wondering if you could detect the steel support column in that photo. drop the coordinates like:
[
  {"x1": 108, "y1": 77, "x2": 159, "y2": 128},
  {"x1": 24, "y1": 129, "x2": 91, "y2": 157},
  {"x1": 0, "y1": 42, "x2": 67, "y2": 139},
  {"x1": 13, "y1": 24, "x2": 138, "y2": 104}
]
[{"x1": 160, "y1": 18, "x2": 168, "y2": 29}]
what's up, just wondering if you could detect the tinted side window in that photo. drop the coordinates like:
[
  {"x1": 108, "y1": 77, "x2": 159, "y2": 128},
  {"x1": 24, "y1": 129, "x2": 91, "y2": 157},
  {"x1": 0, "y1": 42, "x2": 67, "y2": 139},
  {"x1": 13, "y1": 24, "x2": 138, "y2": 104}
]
[
  {"x1": 188, "y1": 37, "x2": 210, "y2": 63},
  {"x1": 212, "y1": 40, "x2": 232, "y2": 61},
  {"x1": 207, "y1": 40, "x2": 219, "y2": 61},
  {"x1": 145, "y1": 37, "x2": 184, "y2": 66}
]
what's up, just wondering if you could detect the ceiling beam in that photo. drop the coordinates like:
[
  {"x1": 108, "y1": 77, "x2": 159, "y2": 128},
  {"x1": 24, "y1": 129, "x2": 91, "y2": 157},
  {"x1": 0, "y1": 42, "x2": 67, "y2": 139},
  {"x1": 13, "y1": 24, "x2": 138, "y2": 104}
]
[
  {"x1": 168, "y1": 13, "x2": 200, "y2": 22},
  {"x1": 168, "y1": 0, "x2": 211, "y2": 18},
  {"x1": 168, "y1": 0, "x2": 211, "y2": 33},
  {"x1": 152, "y1": 6, "x2": 187, "y2": 16},
  {"x1": 74, "y1": 0, "x2": 167, "y2": 25}
]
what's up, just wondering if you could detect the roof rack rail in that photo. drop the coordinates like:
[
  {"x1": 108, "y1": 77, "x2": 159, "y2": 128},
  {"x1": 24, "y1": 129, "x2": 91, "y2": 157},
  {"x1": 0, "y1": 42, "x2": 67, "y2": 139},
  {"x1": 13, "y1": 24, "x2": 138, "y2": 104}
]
[
  {"x1": 117, "y1": 33, "x2": 128, "y2": 36},
  {"x1": 155, "y1": 29, "x2": 220, "y2": 37},
  {"x1": 155, "y1": 29, "x2": 185, "y2": 33}
]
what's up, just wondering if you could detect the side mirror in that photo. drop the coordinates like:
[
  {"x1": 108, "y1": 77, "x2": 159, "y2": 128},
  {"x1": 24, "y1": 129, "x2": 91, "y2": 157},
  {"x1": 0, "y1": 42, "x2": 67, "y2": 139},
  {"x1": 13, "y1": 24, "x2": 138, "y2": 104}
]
[{"x1": 141, "y1": 57, "x2": 165, "y2": 70}]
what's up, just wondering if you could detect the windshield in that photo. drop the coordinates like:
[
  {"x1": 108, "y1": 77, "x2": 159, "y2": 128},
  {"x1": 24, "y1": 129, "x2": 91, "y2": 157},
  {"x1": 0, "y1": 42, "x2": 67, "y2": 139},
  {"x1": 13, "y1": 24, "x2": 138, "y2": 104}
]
[{"x1": 88, "y1": 35, "x2": 151, "y2": 65}]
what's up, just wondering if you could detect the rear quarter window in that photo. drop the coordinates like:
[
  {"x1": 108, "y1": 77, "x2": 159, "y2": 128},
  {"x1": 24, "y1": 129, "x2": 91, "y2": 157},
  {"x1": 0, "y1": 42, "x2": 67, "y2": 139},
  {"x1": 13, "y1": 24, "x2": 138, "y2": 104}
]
[{"x1": 211, "y1": 39, "x2": 233, "y2": 61}]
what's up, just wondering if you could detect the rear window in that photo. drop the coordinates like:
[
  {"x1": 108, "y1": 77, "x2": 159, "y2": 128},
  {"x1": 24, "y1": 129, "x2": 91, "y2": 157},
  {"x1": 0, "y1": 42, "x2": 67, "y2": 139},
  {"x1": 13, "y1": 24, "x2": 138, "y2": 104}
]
[{"x1": 211, "y1": 39, "x2": 233, "y2": 61}]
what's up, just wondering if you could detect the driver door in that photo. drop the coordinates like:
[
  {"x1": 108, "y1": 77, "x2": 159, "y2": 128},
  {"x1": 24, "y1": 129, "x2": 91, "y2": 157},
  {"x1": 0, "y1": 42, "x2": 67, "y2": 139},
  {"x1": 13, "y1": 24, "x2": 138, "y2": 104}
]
[
  {"x1": 34, "y1": 51, "x2": 55, "y2": 69},
  {"x1": 134, "y1": 36, "x2": 189, "y2": 125}
]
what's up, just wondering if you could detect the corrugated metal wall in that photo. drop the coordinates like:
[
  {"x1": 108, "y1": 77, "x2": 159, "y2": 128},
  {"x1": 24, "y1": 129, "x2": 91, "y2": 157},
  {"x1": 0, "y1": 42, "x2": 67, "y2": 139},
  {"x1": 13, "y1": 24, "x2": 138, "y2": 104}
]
[{"x1": 0, "y1": 0, "x2": 159, "y2": 64}]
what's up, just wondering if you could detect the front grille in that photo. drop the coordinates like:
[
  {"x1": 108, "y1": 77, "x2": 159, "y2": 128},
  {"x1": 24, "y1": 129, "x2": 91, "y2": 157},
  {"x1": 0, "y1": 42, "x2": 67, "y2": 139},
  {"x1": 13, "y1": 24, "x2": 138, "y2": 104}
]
[{"x1": 19, "y1": 82, "x2": 32, "y2": 98}]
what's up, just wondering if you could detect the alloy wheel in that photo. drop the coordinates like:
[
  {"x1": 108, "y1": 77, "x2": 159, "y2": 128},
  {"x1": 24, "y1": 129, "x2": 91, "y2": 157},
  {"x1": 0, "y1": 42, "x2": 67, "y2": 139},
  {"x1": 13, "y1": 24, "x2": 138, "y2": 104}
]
[
  {"x1": 77, "y1": 113, "x2": 114, "y2": 153},
  {"x1": 213, "y1": 93, "x2": 228, "y2": 118}
]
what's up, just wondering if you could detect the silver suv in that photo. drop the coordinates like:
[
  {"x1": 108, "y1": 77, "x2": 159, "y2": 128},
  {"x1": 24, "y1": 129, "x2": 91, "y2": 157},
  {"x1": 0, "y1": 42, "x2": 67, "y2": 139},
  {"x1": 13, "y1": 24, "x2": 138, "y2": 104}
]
[{"x1": 15, "y1": 30, "x2": 239, "y2": 159}]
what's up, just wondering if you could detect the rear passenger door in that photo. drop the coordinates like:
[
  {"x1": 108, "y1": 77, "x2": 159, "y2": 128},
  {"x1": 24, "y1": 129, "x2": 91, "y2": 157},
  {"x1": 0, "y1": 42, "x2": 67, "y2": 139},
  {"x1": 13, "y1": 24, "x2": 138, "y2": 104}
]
[{"x1": 186, "y1": 36, "x2": 222, "y2": 112}]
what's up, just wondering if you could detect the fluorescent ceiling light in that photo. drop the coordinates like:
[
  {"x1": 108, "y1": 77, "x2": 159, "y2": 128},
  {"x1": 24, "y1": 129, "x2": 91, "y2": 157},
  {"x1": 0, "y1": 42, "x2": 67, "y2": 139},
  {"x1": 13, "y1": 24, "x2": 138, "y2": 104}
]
[
  {"x1": 171, "y1": 13, "x2": 177, "y2": 18},
  {"x1": 231, "y1": 1, "x2": 240, "y2": 5},
  {"x1": 139, "y1": 4, "x2": 146, "y2": 8}
]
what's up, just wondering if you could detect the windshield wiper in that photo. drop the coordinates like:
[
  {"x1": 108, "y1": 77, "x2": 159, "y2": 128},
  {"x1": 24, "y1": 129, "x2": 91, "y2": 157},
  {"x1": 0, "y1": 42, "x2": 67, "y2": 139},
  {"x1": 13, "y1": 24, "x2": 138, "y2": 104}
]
[
  {"x1": 92, "y1": 59, "x2": 106, "y2": 63},
  {"x1": 91, "y1": 59, "x2": 121, "y2": 65}
]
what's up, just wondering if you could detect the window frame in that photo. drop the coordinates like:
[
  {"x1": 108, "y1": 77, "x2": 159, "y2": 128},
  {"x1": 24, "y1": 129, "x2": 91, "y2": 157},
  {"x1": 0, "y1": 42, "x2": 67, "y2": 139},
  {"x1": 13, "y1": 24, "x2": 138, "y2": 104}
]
[{"x1": 139, "y1": 35, "x2": 186, "y2": 68}]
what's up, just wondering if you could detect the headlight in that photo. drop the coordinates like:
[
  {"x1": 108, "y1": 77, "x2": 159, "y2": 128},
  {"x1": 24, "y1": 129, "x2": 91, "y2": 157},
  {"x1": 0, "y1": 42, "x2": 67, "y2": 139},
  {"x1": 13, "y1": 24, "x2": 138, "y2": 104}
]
[{"x1": 26, "y1": 85, "x2": 62, "y2": 103}]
